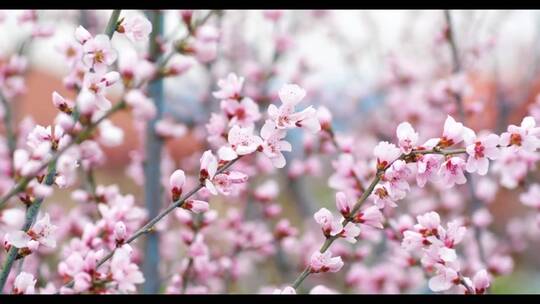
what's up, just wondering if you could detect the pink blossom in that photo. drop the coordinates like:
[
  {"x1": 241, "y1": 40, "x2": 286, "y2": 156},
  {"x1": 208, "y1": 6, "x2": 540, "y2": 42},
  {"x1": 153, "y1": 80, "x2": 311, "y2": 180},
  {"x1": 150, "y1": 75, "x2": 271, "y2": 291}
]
[
  {"x1": 75, "y1": 25, "x2": 92, "y2": 45},
  {"x1": 335, "y1": 191, "x2": 354, "y2": 217},
  {"x1": 500, "y1": 116, "x2": 540, "y2": 152},
  {"x1": 199, "y1": 150, "x2": 218, "y2": 194},
  {"x1": 438, "y1": 220, "x2": 466, "y2": 248},
  {"x1": 6, "y1": 213, "x2": 57, "y2": 250},
  {"x1": 472, "y1": 209, "x2": 493, "y2": 228},
  {"x1": 383, "y1": 160, "x2": 412, "y2": 201},
  {"x1": 114, "y1": 221, "x2": 127, "y2": 244},
  {"x1": 421, "y1": 244, "x2": 458, "y2": 267},
  {"x1": 428, "y1": 264, "x2": 459, "y2": 292},
  {"x1": 273, "y1": 286, "x2": 296, "y2": 294},
  {"x1": 254, "y1": 180, "x2": 279, "y2": 202},
  {"x1": 309, "y1": 285, "x2": 337, "y2": 294},
  {"x1": 78, "y1": 71, "x2": 120, "y2": 112},
  {"x1": 211, "y1": 171, "x2": 248, "y2": 195},
  {"x1": 164, "y1": 54, "x2": 194, "y2": 76},
  {"x1": 110, "y1": 245, "x2": 145, "y2": 293},
  {"x1": 488, "y1": 255, "x2": 514, "y2": 275},
  {"x1": 82, "y1": 34, "x2": 117, "y2": 72},
  {"x1": 372, "y1": 184, "x2": 397, "y2": 209},
  {"x1": 373, "y1": 141, "x2": 401, "y2": 170},
  {"x1": 520, "y1": 184, "x2": 540, "y2": 209},
  {"x1": 206, "y1": 113, "x2": 228, "y2": 147},
  {"x1": 12, "y1": 272, "x2": 36, "y2": 294},
  {"x1": 465, "y1": 133, "x2": 500, "y2": 175},
  {"x1": 416, "y1": 211, "x2": 441, "y2": 232},
  {"x1": 396, "y1": 122, "x2": 419, "y2": 154},
  {"x1": 260, "y1": 120, "x2": 292, "y2": 168},
  {"x1": 340, "y1": 222, "x2": 361, "y2": 243},
  {"x1": 317, "y1": 106, "x2": 333, "y2": 131},
  {"x1": 416, "y1": 154, "x2": 442, "y2": 187},
  {"x1": 274, "y1": 219, "x2": 298, "y2": 240},
  {"x1": 314, "y1": 208, "x2": 342, "y2": 237},
  {"x1": 275, "y1": 33, "x2": 294, "y2": 53},
  {"x1": 98, "y1": 120, "x2": 124, "y2": 147},
  {"x1": 268, "y1": 84, "x2": 321, "y2": 133},
  {"x1": 169, "y1": 169, "x2": 186, "y2": 200},
  {"x1": 353, "y1": 205, "x2": 384, "y2": 229},
  {"x1": 218, "y1": 126, "x2": 262, "y2": 161},
  {"x1": 56, "y1": 41, "x2": 82, "y2": 68},
  {"x1": 120, "y1": 15, "x2": 152, "y2": 42},
  {"x1": 52, "y1": 91, "x2": 74, "y2": 113},
  {"x1": 220, "y1": 97, "x2": 261, "y2": 127},
  {"x1": 472, "y1": 269, "x2": 490, "y2": 294},
  {"x1": 125, "y1": 89, "x2": 157, "y2": 121},
  {"x1": 309, "y1": 251, "x2": 344, "y2": 273},
  {"x1": 401, "y1": 230, "x2": 424, "y2": 251},
  {"x1": 183, "y1": 199, "x2": 209, "y2": 213},
  {"x1": 155, "y1": 118, "x2": 187, "y2": 139},
  {"x1": 439, "y1": 115, "x2": 475, "y2": 148},
  {"x1": 188, "y1": 235, "x2": 209, "y2": 258},
  {"x1": 213, "y1": 73, "x2": 244, "y2": 100},
  {"x1": 438, "y1": 157, "x2": 467, "y2": 188},
  {"x1": 192, "y1": 25, "x2": 219, "y2": 63}
]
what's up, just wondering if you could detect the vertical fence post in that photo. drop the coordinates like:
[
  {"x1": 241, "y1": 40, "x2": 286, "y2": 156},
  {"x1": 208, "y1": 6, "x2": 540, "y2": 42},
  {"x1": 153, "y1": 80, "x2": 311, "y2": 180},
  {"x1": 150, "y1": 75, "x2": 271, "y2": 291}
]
[{"x1": 142, "y1": 10, "x2": 164, "y2": 294}]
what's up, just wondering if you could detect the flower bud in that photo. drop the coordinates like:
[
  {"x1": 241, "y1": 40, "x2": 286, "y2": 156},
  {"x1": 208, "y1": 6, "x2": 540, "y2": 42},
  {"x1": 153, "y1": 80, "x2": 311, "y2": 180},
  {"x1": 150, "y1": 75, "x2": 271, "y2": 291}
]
[
  {"x1": 169, "y1": 169, "x2": 186, "y2": 201},
  {"x1": 114, "y1": 222, "x2": 127, "y2": 244},
  {"x1": 183, "y1": 199, "x2": 209, "y2": 214}
]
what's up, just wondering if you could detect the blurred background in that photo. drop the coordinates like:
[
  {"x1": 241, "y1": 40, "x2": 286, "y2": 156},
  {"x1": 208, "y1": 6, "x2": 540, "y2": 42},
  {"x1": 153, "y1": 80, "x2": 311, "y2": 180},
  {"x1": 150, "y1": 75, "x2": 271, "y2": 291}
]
[{"x1": 1, "y1": 10, "x2": 540, "y2": 293}]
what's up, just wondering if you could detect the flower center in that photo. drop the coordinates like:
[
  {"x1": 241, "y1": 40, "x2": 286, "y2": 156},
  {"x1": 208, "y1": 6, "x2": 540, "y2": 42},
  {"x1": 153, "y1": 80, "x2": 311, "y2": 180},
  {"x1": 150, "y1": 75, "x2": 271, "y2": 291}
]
[{"x1": 510, "y1": 133, "x2": 522, "y2": 146}]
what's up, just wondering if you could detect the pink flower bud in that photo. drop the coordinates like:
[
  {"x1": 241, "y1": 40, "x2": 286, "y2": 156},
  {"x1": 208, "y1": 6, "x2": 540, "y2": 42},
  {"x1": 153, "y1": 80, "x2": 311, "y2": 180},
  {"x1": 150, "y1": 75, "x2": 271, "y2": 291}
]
[
  {"x1": 169, "y1": 169, "x2": 186, "y2": 201},
  {"x1": 317, "y1": 106, "x2": 332, "y2": 130},
  {"x1": 200, "y1": 150, "x2": 218, "y2": 181},
  {"x1": 121, "y1": 15, "x2": 152, "y2": 42},
  {"x1": 52, "y1": 91, "x2": 74, "y2": 113},
  {"x1": 335, "y1": 191, "x2": 353, "y2": 217},
  {"x1": 183, "y1": 200, "x2": 209, "y2": 214},
  {"x1": 165, "y1": 55, "x2": 194, "y2": 76},
  {"x1": 263, "y1": 203, "x2": 282, "y2": 218},
  {"x1": 101, "y1": 71, "x2": 120, "y2": 86},
  {"x1": 13, "y1": 272, "x2": 36, "y2": 294},
  {"x1": 114, "y1": 222, "x2": 127, "y2": 244},
  {"x1": 472, "y1": 269, "x2": 490, "y2": 294}
]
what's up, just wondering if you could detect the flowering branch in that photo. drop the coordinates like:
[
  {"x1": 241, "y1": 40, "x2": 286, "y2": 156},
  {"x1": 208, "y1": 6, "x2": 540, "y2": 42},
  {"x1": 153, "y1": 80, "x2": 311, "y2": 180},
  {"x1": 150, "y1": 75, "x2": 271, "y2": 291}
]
[
  {"x1": 290, "y1": 147, "x2": 467, "y2": 291},
  {"x1": 60, "y1": 156, "x2": 242, "y2": 291},
  {"x1": 0, "y1": 161, "x2": 56, "y2": 293},
  {"x1": 0, "y1": 101, "x2": 126, "y2": 209}
]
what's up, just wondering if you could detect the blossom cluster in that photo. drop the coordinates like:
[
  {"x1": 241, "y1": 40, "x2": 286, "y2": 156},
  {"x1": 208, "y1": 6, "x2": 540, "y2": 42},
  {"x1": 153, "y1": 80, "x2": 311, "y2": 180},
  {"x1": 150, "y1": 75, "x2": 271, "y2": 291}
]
[{"x1": 0, "y1": 10, "x2": 539, "y2": 295}]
